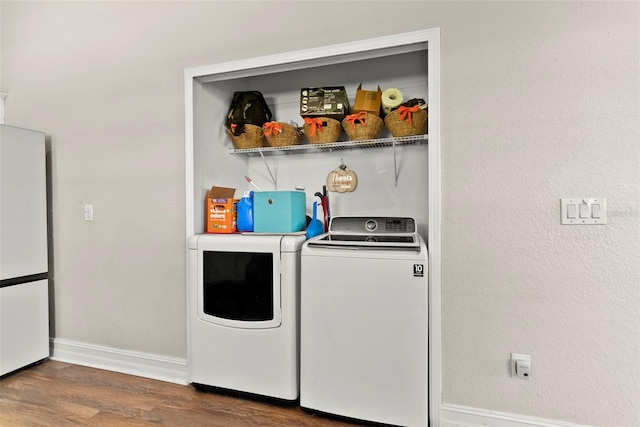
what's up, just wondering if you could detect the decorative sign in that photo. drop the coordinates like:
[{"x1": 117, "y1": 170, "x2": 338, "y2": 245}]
[{"x1": 327, "y1": 163, "x2": 358, "y2": 193}]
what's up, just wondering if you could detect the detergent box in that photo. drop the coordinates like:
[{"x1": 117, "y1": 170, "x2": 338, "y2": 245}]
[
  {"x1": 205, "y1": 186, "x2": 238, "y2": 234},
  {"x1": 253, "y1": 191, "x2": 306, "y2": 233}
]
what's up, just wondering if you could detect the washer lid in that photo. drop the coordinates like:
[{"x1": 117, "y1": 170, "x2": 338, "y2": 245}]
[
  {"x1": 308, "y1": 233, "x2": 420, "y2": 250},
  {"x1": 307, "y1": 216, "x2": 421, "y2": 250}
]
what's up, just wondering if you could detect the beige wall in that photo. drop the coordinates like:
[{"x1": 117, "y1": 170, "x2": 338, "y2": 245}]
[
  {"x1": 0, "y1": 3, "x2": 2, "y2": 88},
  {"x1": 1, "y1": 1, "x2": 638, "y2": 426}
]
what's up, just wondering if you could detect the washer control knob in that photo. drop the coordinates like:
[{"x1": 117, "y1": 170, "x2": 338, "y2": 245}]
[{"x1": 365, "y1": 220, "x2": 378, "y2": 232}]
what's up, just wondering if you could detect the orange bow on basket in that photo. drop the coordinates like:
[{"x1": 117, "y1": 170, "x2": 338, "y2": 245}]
[
  {"x1": 397, "y1": 105, "x2": 420, "y2": 126},
  {"x1": 262, "y1": 121, "x2": 283, "y2": 136},
  {"x1": 304, "y1": 117, "x2": 325, "y2": 137},
  {"x1": 345, "y1": 111, "x2": 368, "y2": 131}
]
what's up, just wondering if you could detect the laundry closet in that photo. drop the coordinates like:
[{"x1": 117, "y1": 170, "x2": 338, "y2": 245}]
[{"x1": 185, "y1": 29, "x2": 441, "y2": 427}]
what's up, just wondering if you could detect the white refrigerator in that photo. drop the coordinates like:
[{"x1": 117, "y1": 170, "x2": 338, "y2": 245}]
[{"x1": 0, "y1": 124, "x2": 50, "y2": 376}]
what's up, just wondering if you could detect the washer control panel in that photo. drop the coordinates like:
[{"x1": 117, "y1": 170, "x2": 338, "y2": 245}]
[{"x1": 329, "y1": 217, "x2": 416, "y2": 234}]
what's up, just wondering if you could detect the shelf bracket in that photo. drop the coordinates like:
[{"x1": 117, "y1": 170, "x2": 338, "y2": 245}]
[
  {"x1": 259, "y1": 151, "x2": 277, "y2": 189},
  {"x1": 393, "y1": 138, "x2": 399, "y2": 187}
]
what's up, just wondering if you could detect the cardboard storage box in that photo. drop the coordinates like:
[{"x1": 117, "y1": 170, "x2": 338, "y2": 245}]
[
  {"x1": 300, "y1": 86, "x2": 350, "y2": 121},
  {"x1": 205, "y1": 186, "x2": 238, "y2": 234},
  {"x1": 253, "y1": 191, "x2": 306, "y2": 233},
  {"x1": 353, "y1": 84, "x2": 383, "y2": 117}
]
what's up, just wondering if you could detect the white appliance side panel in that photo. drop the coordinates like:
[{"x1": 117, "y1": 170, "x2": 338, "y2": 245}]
[
  {"x1": 0, "y1": 279, "x2": 50, "y2": 375},
  {"x1": 301, "y1": 252, "x2": 428, "y2": 426},
  {"x1": 0, "y1": 125, "x2": 48, "y2": 280}
]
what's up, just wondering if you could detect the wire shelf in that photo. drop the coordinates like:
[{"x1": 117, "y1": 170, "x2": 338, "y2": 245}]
[{"x1": 229, "y1": 134, "x2": 428, "y2": 155}]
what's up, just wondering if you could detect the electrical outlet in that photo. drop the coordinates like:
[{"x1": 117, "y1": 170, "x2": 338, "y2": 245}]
[{"x1": 510, "y1": 353, "x2": 531, "y2": 380}]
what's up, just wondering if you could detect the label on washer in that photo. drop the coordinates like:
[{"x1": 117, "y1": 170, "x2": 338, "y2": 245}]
[{"x1": 413, "y1": 264, "x2": 425, "y2": 277}]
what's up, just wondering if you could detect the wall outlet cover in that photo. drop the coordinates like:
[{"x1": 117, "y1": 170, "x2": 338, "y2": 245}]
[{"x1": 510, "y1": 353, "x2": 531, "y2": 380}]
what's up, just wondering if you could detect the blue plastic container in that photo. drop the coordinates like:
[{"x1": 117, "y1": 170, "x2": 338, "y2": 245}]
[
  {"x1": 253, "y1": 191, "x2": 306, "y2": 233},
  {"x1": 236, "y1": 191, "x2": 254, "y2": 232}
]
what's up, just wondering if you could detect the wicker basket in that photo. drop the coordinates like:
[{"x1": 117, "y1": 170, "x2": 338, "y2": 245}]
[
  {"x1": 342, "y1": 112, "x2": 384, "y2": 141},
  {"x1": 226, "y1": 124, "x2": 268, "y2": 149},
  {"x1": 303, "y1": 117, "x2": 342, "y2": 144},
  {"x1": 384, "y1": 107, "x2": 427, "y2": 137},
  {"x1": 263, "y1": 121, "x2": 303, "y2": 147}
]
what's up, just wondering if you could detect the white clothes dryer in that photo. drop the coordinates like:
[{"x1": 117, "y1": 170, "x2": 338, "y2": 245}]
[
  {"x1": 300, "y1": 217, "x2": 428, "y2": 426},
  {"x1": 187, "y1": 233, "x2": 306, "y2": 402}
]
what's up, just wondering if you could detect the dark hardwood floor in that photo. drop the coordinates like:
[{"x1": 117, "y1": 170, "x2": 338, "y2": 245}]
[{"x1": 0, "y1": 360, "x2": 367, "y2": 426}]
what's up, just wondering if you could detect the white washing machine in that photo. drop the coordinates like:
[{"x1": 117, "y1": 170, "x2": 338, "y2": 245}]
[
  {"x1": 187, "y1": 233, "x2": 306, "y2": 402},
  {"x1": 300, "y1": 217, "x2": 428, "y2": 427}
]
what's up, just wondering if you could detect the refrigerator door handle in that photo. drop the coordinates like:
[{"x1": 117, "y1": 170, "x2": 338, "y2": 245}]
[{"x1": 0, "y1": 273, "x2": 49, "y2": 288}]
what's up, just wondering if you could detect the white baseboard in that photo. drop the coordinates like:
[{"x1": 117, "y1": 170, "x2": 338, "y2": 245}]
[
  {"x1": 441, "y1": 404, "x2": 589, "y2": 427},
  {"x1": 50, "y1": 338, "x2": 188, "y2": 385}
]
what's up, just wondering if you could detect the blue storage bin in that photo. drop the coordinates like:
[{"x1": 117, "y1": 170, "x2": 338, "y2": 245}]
[{"x1": 253, "y1": 191, "x2": 306, "y2": 233}]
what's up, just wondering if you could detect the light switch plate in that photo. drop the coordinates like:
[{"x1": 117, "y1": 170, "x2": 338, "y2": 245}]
[
  {"x1": 561, "y1": 198, "x2": 606, "y2": 225},
  {"x1": 84, "y1": 204, "x2": 94, "y2": 221}
]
